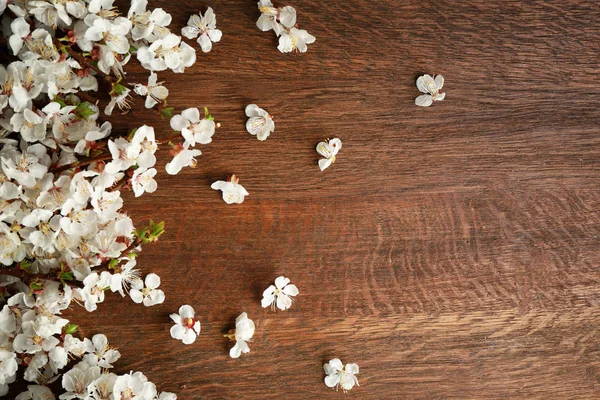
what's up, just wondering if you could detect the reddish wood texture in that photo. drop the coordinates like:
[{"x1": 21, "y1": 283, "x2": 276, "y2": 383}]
[{"x1": 11, "y1": 0, "x2": 600, "y2": 398}]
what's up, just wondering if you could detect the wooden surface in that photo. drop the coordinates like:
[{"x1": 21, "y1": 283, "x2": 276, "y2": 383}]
[{"x1": 16, "y1": 0, "x2": 600, "y2": 398}]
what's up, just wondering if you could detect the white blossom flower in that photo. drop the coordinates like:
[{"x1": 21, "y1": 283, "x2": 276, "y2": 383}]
[
  {"x1": 227, "y1": 312, "x2": 255, "y2": 359},
  {"x1": 256, "y1": 1, "x2": 296, "y2": 35},
  {"x1": 181, "y1": 7, "x2": 222, "y2": 53},
  {"x1": 77, "y1": 271, "x2": 111, "y2": 312},
  {"x1": 211, "y1": 175, "x2": 249, "y2": 204},
  {"x1": 316, "y1": 138, "x2": 342, "y2": 171},
  {"x1": 278, "y1": 27, "x2": 316, "y2": 53},
  {"x1": 165, "y1": 143, "x2": 201, "y2": 175},
  {"x1": 323, "y1": 359, "x2": 360, "y2": 392},
  {"x1": 129, "y1": 273, "x2": 165, "y2": 306},
  {"x1": 137, "y1": 33, "x2": 196, "y2": 73},
  {"x1": 170, "y1": 107, "x2": 215, "y2": 146},
  {"x1": 415, "y1": 74, "x2": 445, "y2": 107},
  {"x1": 133, "y1": 72, "x2": 169, "y2": 109},
  {"x1": 109, "y1": 258, "x2": 140, "y2": 295},
  {"x1": 131, "y1": 167, "x2": 157, "y2": 197},
  {"x1": 128, "y1": 0, "x2": 172, "y2": 42},
  {"x1": 105, "y1": 87, "x2": 133, "y2": 116},
  {"x1": 261, "y1": 276, "x2": 299, "y2": 311},
  {"x1": 82, "y1": 334, "x2": 121, "y2": 368},
  {"x1": 245, "y1": 104, "x2": 274, "y2": 141},
  {"x1": 170, "y1": 305, "x2": 201, "y2": 344},
  {"x1": 61, "y1": 361, "x2": 101, "y2": 399},
  {"x1": 112, "y1": 371, "x2": 157, "y2": 400}
]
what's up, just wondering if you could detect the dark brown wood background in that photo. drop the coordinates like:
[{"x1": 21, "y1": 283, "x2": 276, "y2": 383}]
[{"x1": 11, "y1": 0, "x2": 600, "y2": 398}]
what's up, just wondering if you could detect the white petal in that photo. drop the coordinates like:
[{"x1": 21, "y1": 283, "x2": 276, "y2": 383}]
[
  {"x1": 282, "y1": 284, "x2": 298, "y2": 296},
  {"x1": 198, "y1": 34, "x2": 212, "y2": 53},
  {"x1": 276, "y1": 294, "x2": 292, "y2": 310},
  {"x1": 415, "y1": 94, "x2": 433, "y2": 107},
  {"x1": 345, "y1": 363, "x2": 359, "y2": 374},
  {"x1": 434, "y1": 74, "x2": 444, "y2": 90},
  {"x1": 245, "y1": 104, "x2": 262, "y2": 117},
  {"x1": 170, "y1": 324, "x2": 185, "y2": 340},
  {"x1": 318, "y1": 158, "x2": 333, "y2": 171},
  {"x1": 207, "y1": 29, "x2": 222, "y2": 43},
  {"x1": 182, "y1": 329, "x2": 197, "y2": 344},
  {"x1": 181, "y1": 107, "x2": 200, "y2": 123},
  {"x1": 329, "y1": 358, "x2": 343, "y2": 372},
  {"x1": 178, "y1": 305, "x2": 195, "y2": 318},
  {"x1": 170, "y1": 114, "x2": 189, "y2": 131},
  {"x1": 274, "y1": 276, "x2": 290, "y2": 289},
  {"x1": 229, "y1": 342, "x2": 242, "y2": 358},
  {"x1": 145, "y1": 273, "x2": 161, "y2": 289},
  {"x1": 129, "y1": 289, "x2": 143, "y2": 303},
  {"x1": 416, "y1": 75, "x2": 432, "y2": 94},
  {"x1": 261, "y1": 292, "x2": 275, "y2": 308},
  {"x1": 324, "y1": 374, "x2": 340, "y2": 388}
]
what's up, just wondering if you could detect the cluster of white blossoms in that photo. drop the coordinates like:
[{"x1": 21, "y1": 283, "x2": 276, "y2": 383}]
[
  {"x1": 256, "y1": 0, "x2": 316, "y2": 53},
  {"x1": 0, "y1": 0, "x2": 361, "y2": 395},
  {"x1": 0, "y1": 0, "x2": 210, "y2": 396}
]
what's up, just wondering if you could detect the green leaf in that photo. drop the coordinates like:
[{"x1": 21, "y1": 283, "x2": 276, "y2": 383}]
[
  {"x1": 112, "y1": 83, "x2": 127, "y2": 96},
  {"x1": 160, "y1": 107, "x2": 174, "y2": 119},
  {"x1": 30, "y1": 280, "x2": 43, "y2": 292},
  {"x1": 19, "y1": 259, "x2": 32, "y2": 270},
  {"x1": 76, "y1": 102, "x2": 96, "y2": 120},
  {"x1": 59, "y1": 271, "x2": 74, "y2": 281},
  {"x1": 108, "y1": 258, "x2": 119, "y2": 269},
  {"x1": 204, "y1": 107, "x2": 214, "y2": 121},
  {"x1": 64, "y1": 323, "x2": 78, "y2": 335}
]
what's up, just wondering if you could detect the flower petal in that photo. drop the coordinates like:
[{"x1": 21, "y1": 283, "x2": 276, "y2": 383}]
[{"x1": 415, "y1": 94, "x2": 433, "y2": 107}]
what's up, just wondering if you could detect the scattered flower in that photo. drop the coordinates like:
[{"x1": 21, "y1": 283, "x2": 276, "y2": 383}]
[
  {"x1": 170, "y1": 305, "x2": 201, "y2": 344},
  {"x1": 415, "y1": 74, "x2": 445, "y2": 107},
  {"x1": 261, "y1": 276, "x2": 299, "y2": 311},
  {"x1": 278, "y1": 27, "x2": 315, "y2": 53},
  {"x1": 316, "y1": 138, "x2": 342, "y2": 171},
  {"x1": 182, "y1": 7, "x2": 223, "y2": 53},
  {"x1": 165, "y1": 143, "x2": 202, "y2": 175},
  {"x1": 211, "y1": 175, "x2": 249, "y2": 204},
  {"x1": 226, "y1": 312, "x2": 255, "y2": 358},
  {"x1": 324, "y1": 359, "x2": 360, "y2": 392},
  {"x1": 245, "y1": 104, "x2": 274, "y2": 141}
]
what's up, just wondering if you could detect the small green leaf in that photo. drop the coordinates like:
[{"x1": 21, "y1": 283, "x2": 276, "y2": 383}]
[
  {"x1": 76, "y1": 102, "x2": 96, "y2": 120},
  {"x1": 160, "y1": 107, "x2": 174, "y2": 119},
  {"x1": 111, "y1": 83, "x2": 127, "y2": 96},
  {"x1": 204, "y1": 107, "x2": 214, "y2": 121},
  {"x1": 59, "y1": 271, "x2": 74, "y2": 281},
  {"x1": 64, "y1": 323, "x2": 78, "y2": 335},
  {"x1": 30, "y1": 280, "x2": 43, "y2": 292},
  {"x1": 19, "y1": 259, "x2": 32, "y2": 270}
]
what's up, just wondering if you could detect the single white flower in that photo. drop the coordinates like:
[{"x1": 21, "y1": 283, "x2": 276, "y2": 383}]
[
  {"x1": 181, "y1": 7, "x2": 223, "y2": 53},
  {"x1": 316, "y1": 138, "x2": 342, "y2": 171},
  {"x1": 170, "y1": 107, "x2": 215, "y2": 146},
  {"x1": 324, "y1": 359, "x2": 360, "y2": 392},
  {"x1": 170, "y1": 305, "x2": 201, "y2": 344},
  {"x1": 82, "y1": 334, "x2": 121, "y2": 369},
  {"x1": 131, "y1": 167, "x2": 158, "y2": 197},
  {"x1": 226, "y1": 312, "x2": 255, "y2": 359},
  {"x1": 133, "y1": 72, "x2": 169, "y2": 109},
  {"x1": 415, "y1": 74, "x2": 445, "y2": 107},
  {"x1": 261, "y1": 276, "x2": 299, "y2": 311},
  {"x1": 105, "y1": 87, "x2": 133, "y2": 116},
  {"x1": 278, "y1": 28, "x2": 315, "y2": 53},
  {"x1": 211, "y1": 175, "x2": 249, "y2": 204},
  {"x1": 256, "y1": 1, "x2": 296, "y2": 35},
  {"x1": 165, "y1": 143, "x2": 201, "y2": 175},
  {"x1": 245, "y1": 104, "x2": 274, "y2": 141},
  {"x1": 130, "y1": 273, "x2": 165, "y2": 306}
]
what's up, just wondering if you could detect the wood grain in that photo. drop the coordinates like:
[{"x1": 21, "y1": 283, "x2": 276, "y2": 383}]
[{"x1": 8, "y1": 0, "x2": 600, "y2": 398}]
